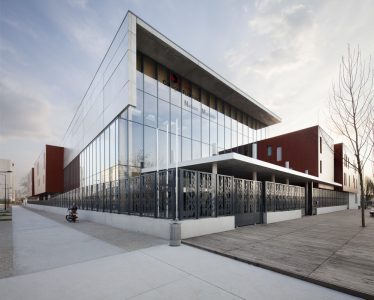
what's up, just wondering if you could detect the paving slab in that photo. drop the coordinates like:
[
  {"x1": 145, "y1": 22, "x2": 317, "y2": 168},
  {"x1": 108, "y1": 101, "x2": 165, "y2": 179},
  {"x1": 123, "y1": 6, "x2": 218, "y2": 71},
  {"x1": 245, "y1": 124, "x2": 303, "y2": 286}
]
[
  {"x1": 0, "y1": 206, "x2": 359, "y2": 300},
  {"x1": 183, "y1": 209, "x2": 374, "y2": 298}
]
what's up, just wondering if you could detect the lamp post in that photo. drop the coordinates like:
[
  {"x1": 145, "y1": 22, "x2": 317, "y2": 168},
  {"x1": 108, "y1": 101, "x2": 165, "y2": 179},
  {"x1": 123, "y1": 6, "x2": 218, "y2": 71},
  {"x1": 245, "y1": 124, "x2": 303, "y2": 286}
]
[{"x1": 0, "y1": 171, "x2": 12, "y2": 211}]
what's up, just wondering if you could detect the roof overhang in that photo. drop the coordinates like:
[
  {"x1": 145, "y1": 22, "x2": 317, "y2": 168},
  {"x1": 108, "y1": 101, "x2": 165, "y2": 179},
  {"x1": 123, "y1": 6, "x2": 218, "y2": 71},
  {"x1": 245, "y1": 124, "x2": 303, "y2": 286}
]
[
  {"x1": 142, "y1": 152, "x2": 342, "y2": 187},
  {"x1": 135, "y1": 15, "x2": 281, "y2": 128}
]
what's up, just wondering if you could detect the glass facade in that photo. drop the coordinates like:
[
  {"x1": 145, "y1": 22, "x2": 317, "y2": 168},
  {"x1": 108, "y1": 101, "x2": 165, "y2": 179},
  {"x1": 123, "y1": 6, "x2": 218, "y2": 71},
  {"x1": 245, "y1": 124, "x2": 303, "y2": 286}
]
[{"x1": 64, "y1": 51, "x2": 268, "y2": 191}]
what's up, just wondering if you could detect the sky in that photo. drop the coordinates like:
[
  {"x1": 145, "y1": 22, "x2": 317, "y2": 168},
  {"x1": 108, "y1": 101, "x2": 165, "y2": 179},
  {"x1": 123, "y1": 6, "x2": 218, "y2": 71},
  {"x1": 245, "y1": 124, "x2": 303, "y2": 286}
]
[{"x1": 0, "y1": 0, "x2": 373, "y2": 189}]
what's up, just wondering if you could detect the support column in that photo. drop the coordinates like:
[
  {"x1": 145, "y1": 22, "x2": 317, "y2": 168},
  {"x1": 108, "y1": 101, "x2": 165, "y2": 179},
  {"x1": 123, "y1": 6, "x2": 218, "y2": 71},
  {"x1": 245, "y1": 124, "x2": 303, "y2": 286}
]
[
  {"x1": 271, "y1": 174, "x2": 276, "y2": 182},
  {"x1": 285, "y1": 178, "x2": 289, "y2": 185},
  {"x1": 212, "y1": 163, "x2": 218, "y2": 175},
  {"x1": 252, "y1": 171, "x2": 257, "y2": 181}
]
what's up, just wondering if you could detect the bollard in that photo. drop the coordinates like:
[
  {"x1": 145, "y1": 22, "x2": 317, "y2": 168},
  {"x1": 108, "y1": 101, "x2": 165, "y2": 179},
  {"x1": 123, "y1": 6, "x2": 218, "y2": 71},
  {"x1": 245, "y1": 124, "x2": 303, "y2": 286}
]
[{"x1": 169, "y1": 222, "x2": 181, "y2": 246}]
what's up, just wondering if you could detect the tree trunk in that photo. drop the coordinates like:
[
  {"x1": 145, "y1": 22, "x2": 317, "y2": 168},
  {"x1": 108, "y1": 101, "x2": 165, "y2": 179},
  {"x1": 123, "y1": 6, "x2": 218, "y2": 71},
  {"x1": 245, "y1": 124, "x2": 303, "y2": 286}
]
[{"x1": 357, "y1": 157, "x2": 365, "y2": 227}]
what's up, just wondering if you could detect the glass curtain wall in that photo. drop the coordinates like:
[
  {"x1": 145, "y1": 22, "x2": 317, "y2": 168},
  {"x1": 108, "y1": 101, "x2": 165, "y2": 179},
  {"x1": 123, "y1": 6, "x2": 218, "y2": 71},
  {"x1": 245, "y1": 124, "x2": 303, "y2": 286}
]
[
  {"x1": 118, "y1": 51, "x2": 267, "y2": 175},
  {"x1": 64, "y1": 51, "x2": 269, "y2": 192}
]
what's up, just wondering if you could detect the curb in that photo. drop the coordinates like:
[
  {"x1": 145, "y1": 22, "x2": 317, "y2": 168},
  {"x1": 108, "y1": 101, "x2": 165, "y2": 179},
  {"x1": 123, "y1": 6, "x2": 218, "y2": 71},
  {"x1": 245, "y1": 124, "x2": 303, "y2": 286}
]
[{"x1": 182, "y1": 241, "x2": 371, "y2": 299}]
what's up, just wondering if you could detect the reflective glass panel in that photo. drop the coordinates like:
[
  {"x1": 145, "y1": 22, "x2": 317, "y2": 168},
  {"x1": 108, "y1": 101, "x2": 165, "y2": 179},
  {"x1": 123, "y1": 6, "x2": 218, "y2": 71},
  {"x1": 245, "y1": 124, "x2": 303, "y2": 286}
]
[
  {"x1": 218, "y1": 125, "x2": 225, "y2": 149},
  {"x1": 136, "y1": 71, "x2": 143, "y2": 91},
  {"x1": 128, "y1": 121, "x2": 143, "y2": 167},
  {"x1": 158, "y1": 99, "x2": 169, "y2": 131},
  {"x1": 182, "y1": 94, "x2": 191, "y2": 112},
  {"x1": 171, "y1": 89, "x2": 181, "y2": 107},
  {"x1": 192, "y1": 140, "x2": 201, "y2": 160},
  {"x1": 118, "y1": 118, "x2": 128, "y2": 165},
  {"x1": 191, "y1": 98, "x2": 201, "y2": 115},
  {"x1": 158, "y1": 82, "x2": 170, "y2": 102},
  {"x1": 232, "y1": 130, "x2": 237, "y2": 148},
  {"x1": 182, "y1": 109, "x2": 191, "y2": 138},
  {"x1": 202, "y1": 143, "x2": 209, "y2": 158},
  {"x1": 170, "y1": 134, "x2": 181, "y2": 164},
  {"x1": 202, "y1": 118, "x2": 209, "y2": 142},
  {"x1": 182, "y1": 137, "x2": 191, "y2": 161},
  {"x1": 144, "y1": 126, "x2": 156, "y2": 168},
  {"x1": 225, "y1": 127, "x2": 231, "y2": 150},
  {"x1": 210, "y1": 122, "x2": 217, "y2": 155},
  {"x1": 128, "y1": 90, "x2": 143, "y2": 124},
  {"x1": 158, "y1": 130, "x2": 168, "y2": 168},
  {"x1": 144, "y1": 93, "x2": 157, "y2": 128},
  {"x1": 192, "y1": 113, "x2": 201, "y2": 141},
  {"x1": 109, "y1": 122, "x2": 116, "y2": 167},
  {"x1": 170, "y1": 104, "x2": 181, "y2": 135},
  {"x1": 144, "y1": 74, "x2": 157, "y2": 97},
  {"x1": 201, "y1": 104, "x2": 209, "y2": 119}
]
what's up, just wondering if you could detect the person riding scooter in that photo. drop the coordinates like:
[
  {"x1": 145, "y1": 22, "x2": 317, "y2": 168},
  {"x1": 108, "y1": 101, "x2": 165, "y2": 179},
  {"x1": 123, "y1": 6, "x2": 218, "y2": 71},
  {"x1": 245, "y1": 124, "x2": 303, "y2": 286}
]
[{"x1": 66, "y1": 203, "x2": 78, "y2": 222}]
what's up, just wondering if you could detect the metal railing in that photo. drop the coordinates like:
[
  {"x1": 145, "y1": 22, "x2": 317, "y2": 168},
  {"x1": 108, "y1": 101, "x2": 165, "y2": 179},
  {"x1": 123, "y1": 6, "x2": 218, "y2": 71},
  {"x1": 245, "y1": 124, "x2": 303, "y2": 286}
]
[
  {"x1": 313, "y1": 188, "x2": 348, "y2": 207},
  {"x1": 265, "y1": 182, "x2": 305, "y2": 212},
  {"x1": 30, "y1": 169, "x2": 351, "y2": 220}
]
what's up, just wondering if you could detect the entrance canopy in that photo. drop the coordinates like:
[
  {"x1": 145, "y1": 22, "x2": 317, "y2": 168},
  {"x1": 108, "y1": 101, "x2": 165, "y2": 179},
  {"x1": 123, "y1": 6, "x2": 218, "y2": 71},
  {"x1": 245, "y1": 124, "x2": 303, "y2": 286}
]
[{"x1": 142, "y1": 152, "x2": 341, "y2": 187}]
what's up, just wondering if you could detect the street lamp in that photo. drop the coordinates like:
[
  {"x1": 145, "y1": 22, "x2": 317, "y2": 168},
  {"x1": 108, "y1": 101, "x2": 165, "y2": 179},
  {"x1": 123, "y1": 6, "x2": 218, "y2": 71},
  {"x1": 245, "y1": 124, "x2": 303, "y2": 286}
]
[{"x1": 0, "y1": 170, "x2": 12, "y2": 211}]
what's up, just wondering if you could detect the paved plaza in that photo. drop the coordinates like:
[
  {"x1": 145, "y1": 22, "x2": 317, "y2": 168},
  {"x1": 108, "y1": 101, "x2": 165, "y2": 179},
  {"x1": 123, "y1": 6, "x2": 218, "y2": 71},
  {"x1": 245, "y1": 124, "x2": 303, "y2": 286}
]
[
  {"x1": 184, "y1": 209, "x2": 374, "y2": 298},
  {"x1": 0, "y1": 206, "x2": 361, "y2": 299}
]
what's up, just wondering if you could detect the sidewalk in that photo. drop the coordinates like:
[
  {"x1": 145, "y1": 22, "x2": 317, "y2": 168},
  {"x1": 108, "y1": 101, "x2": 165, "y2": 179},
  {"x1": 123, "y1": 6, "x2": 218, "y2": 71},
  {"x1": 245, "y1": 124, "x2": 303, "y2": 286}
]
[
  {"x1": 0, "y1": 207, "x2": 358, "y2": 300},
  {"x1": 184, "y1": 209, "x2": 374, "y2": 298}
]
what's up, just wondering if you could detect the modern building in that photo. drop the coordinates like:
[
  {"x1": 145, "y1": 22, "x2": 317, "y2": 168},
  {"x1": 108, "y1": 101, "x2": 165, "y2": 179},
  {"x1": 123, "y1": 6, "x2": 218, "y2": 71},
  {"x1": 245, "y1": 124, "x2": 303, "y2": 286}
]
[
  {"x1": 28, "y1": 12, "x2": 351, "y2": 239},
  {"x1": 255, "y1": 126, "x2": 335, "y2": 189},
  {"x1": 252, "y1": 126, "x2": 358, "y2": 208},
  {"x1": 31, "y1": 145, "x2": 64, "y2": 200},
  {"x1": 334, "y1": 143, "x2": 359, "y2": 208},
  {"x1": 0, "y1": 158, "x2": 15, "y2": 203},
  {"x1": 27, "y1": 168, "x2": 35, "y2": 198}
]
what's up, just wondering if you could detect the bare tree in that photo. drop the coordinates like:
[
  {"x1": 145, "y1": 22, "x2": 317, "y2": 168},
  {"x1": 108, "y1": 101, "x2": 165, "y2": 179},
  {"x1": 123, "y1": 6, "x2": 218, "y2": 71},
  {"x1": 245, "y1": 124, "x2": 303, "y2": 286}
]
[{"x1": 329, "y1": 45, "x2": 374, "y2": 227}]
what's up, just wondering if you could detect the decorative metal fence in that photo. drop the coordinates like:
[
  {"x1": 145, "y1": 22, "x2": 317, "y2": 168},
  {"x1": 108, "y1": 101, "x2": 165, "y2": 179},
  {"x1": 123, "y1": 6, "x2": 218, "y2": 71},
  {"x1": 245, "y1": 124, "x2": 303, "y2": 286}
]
[
  {"x1": 30, "y1": 169, "x2": 351, "y2": 221},
  {"x1": 265, "y1": 182, "x2": 305, "y2": 212},
  {"x1": 234, "y1": 178, "x2": 262, "y2": 216},
  {"x1": 313, "y1": 188, "x2": 348, "y2": 207}
]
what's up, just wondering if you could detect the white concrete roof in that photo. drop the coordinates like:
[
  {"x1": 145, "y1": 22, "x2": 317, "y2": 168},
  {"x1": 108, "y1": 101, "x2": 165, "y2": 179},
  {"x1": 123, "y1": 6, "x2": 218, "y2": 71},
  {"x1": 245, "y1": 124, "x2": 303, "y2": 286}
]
[
  {"x1": 142, "y1": 152, "x2": 342, "y2": 187},
  {"x1": 134, "y1": 12, "x2": 281, "y2": 127}
]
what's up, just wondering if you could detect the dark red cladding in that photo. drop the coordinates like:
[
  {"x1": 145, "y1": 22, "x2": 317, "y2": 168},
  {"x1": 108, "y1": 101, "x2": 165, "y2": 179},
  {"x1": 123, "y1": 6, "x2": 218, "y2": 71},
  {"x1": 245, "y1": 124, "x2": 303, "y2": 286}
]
[
  {"x1": 45, "y1": 145, "x2": 64, "y2": 193},
  {"x1": 257, "y1": 126, "x2": 319, "y2": 176}
]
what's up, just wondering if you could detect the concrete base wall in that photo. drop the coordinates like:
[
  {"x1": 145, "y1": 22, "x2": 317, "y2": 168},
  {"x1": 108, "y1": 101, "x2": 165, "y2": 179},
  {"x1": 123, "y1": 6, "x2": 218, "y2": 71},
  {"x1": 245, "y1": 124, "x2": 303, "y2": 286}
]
[
  {"x1": 348, "y1": 192, "x2": 359, "y2": 209},
  {"x1": 316, "y1": 205, "x2": 347, "y2": 215},
  {"x1": 263, "y1": 209, "x2": 302, "y2": 224},
  {"x1": 27, "y1": 204, "x2": 235, "y2": 240},
  {"x1": 27, "y1": 204, "x2": 171, "y2": 239},
  {"x1": 180, "y1": 216, "x2": 235, "y2": 239}
]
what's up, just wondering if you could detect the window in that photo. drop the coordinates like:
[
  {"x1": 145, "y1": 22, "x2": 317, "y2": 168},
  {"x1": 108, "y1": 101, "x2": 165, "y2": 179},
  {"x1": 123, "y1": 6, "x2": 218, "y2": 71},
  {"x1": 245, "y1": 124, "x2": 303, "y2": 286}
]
[
  {"x1": 182, "y1": 137, "x2": 191, "y2": 161},
  {"x1": 276, "y1": 146, "x2": 282, "y2": 161},
  {"x1": 320, "y1": 160, "x2": 322, "y2": 174},
  {"x1": 267, "y1": 146, "x2": 272, "y2": 157},
  {"x1": 158, "y1": 99, "x2": 169, "y2": 131},
  {"x1": 144, "y1": 93, "x2": 157, "y2": 128},
  {"x1": 320, "y1": 136, "x2": 322, "y2": 153},
  {"x1": 344, "y1": 173, "x2": 346, "y2": 185}
]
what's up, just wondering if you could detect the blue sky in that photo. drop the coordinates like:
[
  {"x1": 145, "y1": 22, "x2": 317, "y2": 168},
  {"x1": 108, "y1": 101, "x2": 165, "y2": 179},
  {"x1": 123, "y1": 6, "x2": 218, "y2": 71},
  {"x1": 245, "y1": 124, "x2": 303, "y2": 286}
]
[{"x1": 1, "y1": 0, "x2": 373, "y2": 188}]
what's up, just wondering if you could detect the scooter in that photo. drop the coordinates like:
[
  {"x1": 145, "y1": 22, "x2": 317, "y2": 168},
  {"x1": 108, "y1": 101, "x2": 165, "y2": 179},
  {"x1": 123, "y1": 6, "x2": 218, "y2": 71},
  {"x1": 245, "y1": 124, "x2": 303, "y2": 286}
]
[{"x1": 65, "y1": 208, "x2": 78, "y2": 223}]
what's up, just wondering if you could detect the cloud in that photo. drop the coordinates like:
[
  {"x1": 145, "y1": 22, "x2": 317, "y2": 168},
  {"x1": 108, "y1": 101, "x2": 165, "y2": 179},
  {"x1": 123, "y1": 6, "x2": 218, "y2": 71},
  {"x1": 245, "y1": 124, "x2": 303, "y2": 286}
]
[
  {"x1": 225, "y1": 1, "x2": 317, "y2": 80},
  {"x1": 0, "y1": 77, "x2": 71, "y2": 143}
]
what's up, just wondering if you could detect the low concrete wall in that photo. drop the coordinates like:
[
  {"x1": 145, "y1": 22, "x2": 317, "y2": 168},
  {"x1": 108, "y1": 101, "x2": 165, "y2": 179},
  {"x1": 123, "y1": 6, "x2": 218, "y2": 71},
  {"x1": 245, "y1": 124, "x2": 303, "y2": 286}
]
[
  {"x1": 26, "y1": 204, "x2": 235, "y2": 240},
  {"x1": 263, "y1": 209, "x2": 302, "y2": 224},
  {"x1": 180, "y1": 216, "x2": 235, "y2": 239},
  {"x1": 27, "y1": 204, "x2": 171, "y2": 240},
  {"x1": 316, "y1": 205, "x2": 347, "y2": 215}
]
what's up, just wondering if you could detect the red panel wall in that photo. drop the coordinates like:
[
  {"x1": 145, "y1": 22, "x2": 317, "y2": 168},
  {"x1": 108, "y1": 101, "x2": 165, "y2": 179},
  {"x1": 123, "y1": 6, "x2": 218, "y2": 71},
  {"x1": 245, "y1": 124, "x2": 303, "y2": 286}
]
[
  {"x1": 334, "y1": 144, "x2": 343, "y2": 186},
  {"x1": 45, "y1": 145, "x2": 64, "y2": 193},
  {"x1": 257, "y1": 126, "x2": 319, "y2": 176}
]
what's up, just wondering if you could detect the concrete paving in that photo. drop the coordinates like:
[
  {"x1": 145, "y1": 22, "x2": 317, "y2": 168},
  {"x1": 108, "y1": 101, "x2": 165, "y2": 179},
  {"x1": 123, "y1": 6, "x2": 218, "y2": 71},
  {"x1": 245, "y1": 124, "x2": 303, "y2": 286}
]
[
  {"x1": 0, "y1": 206, "x2": 359, "y2": 299},
  {"x1": 184, "y1": 209, "x2": 374, "y2": 298}
]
